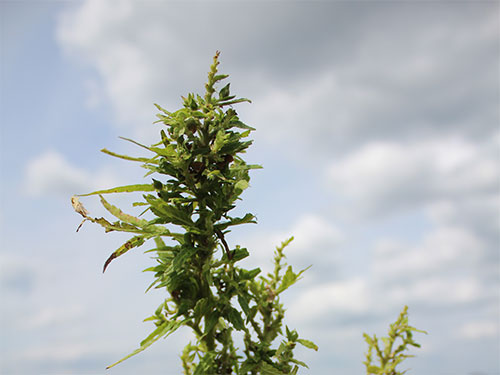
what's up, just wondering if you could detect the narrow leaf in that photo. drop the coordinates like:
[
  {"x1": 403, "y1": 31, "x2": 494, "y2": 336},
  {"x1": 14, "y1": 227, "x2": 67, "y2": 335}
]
[
  {"x1": 119, "y1": 136, "x2": 153, "y2": 151},
  {"x1": 101, "y1": 148, "x2": 154, "y2": 163},
  {"x1": 260, "y1": 362, "x2": 287, "y2": 375},
  {"x1": 103, "y1": 236, "x2": 146, "y2": 273},
  {"x1": 226, "y1": 307, "x2": 245, "y2": 331},
  {"x1": 78, "y1": 184, "x2": 154, "y2": 196},
  {"x1": 106, "y1": 319, "x2": 186, "y2": 369},
  {"x1": 297, "y1": 338, "x2": 319, "y2": 351},
  {"x1": 99, "y1": 195, "x2": 149, "y2": 227}
]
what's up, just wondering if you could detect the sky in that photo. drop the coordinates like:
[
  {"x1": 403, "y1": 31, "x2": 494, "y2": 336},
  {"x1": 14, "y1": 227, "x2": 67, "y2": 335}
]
[{"x1": 0, "y1": 1, "x2": 499, "y2": 374}]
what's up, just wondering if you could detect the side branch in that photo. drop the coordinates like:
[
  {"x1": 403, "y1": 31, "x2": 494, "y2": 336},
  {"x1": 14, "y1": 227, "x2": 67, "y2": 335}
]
[{"x1": 215, "y1": 228, "x2": 232, "y2": 260}]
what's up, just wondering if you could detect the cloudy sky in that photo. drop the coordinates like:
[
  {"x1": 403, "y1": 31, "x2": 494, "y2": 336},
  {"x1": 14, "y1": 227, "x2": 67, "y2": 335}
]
[{"x1": 1, "y1": 1, "x2": 499, "y2": 374}]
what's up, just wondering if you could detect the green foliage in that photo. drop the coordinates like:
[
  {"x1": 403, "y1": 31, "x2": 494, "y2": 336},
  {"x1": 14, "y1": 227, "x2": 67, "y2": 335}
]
[
  {"x1": 72, "y1": 51, "x2": 317, "y2": 374},
  {"x1": 363, "y1": 306, "x2": 427, "y2": 375}
]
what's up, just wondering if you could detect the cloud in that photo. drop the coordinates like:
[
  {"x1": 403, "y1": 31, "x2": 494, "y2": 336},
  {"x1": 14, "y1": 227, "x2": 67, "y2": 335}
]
[
  {"x1": 56, "y1": 1, "x2": 498, "y2": 152},
  {"x1": 289, "y1": 278, "x2": 370, "y2": 321},
  {"x1": 0, "y1": 253, "x2": 38, "y2": 295},
  {"x1": 53, "y1": 2, "x2": 500, "y2": 373},
  {"x1": 24, "y1": 150, "x2": 119, "y2": 197},
  {"x1": 237, "y1": 213, "x2": 343, "y2": 283},
  {"x1": 23, "y1": 305, "x2": 86, "y2": 330},
  {"x1": 326, "y1": 136, "x2": 499, "y2": 216},
  {"x1": 373, "y1": 226, "x2": 484, "y2": 281},
  {"x1": 458, "y1": 320, "x2": 500, "y2": 340},
  {"x1": 290, "y1": 225, "x2": 492, "y2": 322}
]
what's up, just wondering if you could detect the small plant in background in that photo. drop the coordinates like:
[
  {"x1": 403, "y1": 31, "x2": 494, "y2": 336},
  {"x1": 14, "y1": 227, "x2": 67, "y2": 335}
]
[
  {"x1": 363, "y1": 306, "x2": 427, "y2": 375},
  {"x1": 72, "y1": 52, "x2": 426, "y2": 374},
  {"x1": 72, "y1": 52, "x2": 317, "y2": 374}
]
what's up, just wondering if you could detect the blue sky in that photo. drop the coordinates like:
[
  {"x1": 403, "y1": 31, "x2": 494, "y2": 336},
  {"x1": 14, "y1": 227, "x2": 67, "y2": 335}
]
[{"x1": 1, "y1": 1, "x2": 499, "y2": 374}]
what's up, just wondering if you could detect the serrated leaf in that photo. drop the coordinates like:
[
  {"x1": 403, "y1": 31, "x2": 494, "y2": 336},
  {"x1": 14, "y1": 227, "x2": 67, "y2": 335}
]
[
  {"x1": 276, "y1": 266, "x2": 296, "y2": 294},
  {"x1": 289, "y1": 358, "x2": 308, "y2": 368},
  {"x1": 237, "y1": 294, "x2": 250, "y2": 316},
  {"x1": 78, "y1": 184, "x2": 155, "y2": 196},
  {"x1": 194, "y1": 298, "x2": 210, "y2": 317},
  {"x1": 226, "y1": 307, "x2": 245, "y2": 331},
  {"x1": 239, "y1": 267, "x2": 261, "y2": 280},
  {"x1": 103, "y1": 235, "x2": 146, "y2": 273},
  {"x1": 99, "y1": 195, "x2": 149, "y2": 227},
  {"x1": 230, "y1": 247, "x2": 249, "y2": 262},
  {"x1": 217, "y1": 98, "x2": 252, "y2": 107},
  {"x1": 367, "y1": 365, "x2": 381, "y2": 373},
  {"x1": 235, "y1": 180, "x2": 249, "y2": 191},
  {"x1": 119, "y1": 136, "x2": 153, "y2": 151},
  {"x1": 260, "y1": 362, "x2": 287, "y2": 375},
  {"x1": 150, "y1": 145, "x2": 177, "y2": 158},
  {"x1": 154, "y1": 103, "x2": 171, "y2": 115},
  {"x1": 106, "y1": 318, "x2": 187, "y2": 369},
  {"x1": 212, "y1": 129, "x2": 228, "y2": 153},
  {"x1": 231, "y1": 119, "x2": 256, "y2": 131},
  {"x1": 219, "y1": 83, "x2": 231, "y2": 100},
  {"x1": 215, "y1": 213, "x2": 256, "y2": 231},
  {"x1": 213, "y1": 74, "x2": 229, "y2": 82},
  {"x1": 101, "y1": 148, "x2": 155, "y2": 163},
  {"x1": 297, "y1": 338, "x2": 318, "y2": 351},
  {"x1": 276, "y1": 265, "x2": 310, "y2": 294}
]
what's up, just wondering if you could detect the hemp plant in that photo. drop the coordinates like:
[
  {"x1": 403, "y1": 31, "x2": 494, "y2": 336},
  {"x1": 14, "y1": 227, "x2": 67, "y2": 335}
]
[
  {"x1": 72, "y1": 52, "x2": 317, "y2": 374},
  {"x1": 363, "y1": 306, "x2": 427, "y2": 375}
]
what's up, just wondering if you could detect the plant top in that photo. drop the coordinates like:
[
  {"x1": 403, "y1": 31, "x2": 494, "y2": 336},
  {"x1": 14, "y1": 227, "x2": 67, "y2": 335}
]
[{"x1": 72, "y1": 51, "x2": 317, "y2": 374}]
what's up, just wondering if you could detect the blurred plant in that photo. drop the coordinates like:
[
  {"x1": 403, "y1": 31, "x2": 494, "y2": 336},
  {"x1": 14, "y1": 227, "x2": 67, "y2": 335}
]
[
  {"x1": 72, "y1": 52, "x2": 317, "y2": 374},
  {"x1": 363, "y1": 306, "x2": 427, "y2": 375}
]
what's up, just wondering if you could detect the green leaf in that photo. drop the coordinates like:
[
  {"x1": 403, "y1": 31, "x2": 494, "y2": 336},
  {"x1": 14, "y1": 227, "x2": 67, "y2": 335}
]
[
  {"x1": 119, "y1": 136, "x2": 153, "y2": 152},
  {"x1": 289, "y1": 358, "x2": 308, "y2": 368},
  {"x1": 276, "y1": 265, "x2": 310, "y2": 294},
  {"x1": 230, "y1": 247, "x2": 249, "y2": 262},
  {"x1": 212, "y1": 129, "x2": 228, "y2": 153},
  {"x1": 276, "y1": 266, "x2": 296, "y2": 294},
  {"x1": 235, "y1": 179, "x2": 249, "y2": 191},
  {"x1": 286, "y1": 326, "x2": 299, "y2": 341},
  {"x1": 239, "y1": 267, "x2": 261, "y2": 280},
  {"x1": 213, "y1": 74, "x2": 229, "y2": 82},
  {"x1": 194, "y1": 298, "x2": 210, "y2": 317},
  {"x1": 145, "y1": 196, "x2": 194, "y2": 228},
  {"x1": 78, "y1": 184, "x2": 154, "y2": 196},
  {"x1": 103, "y1": 235, "x2": 146, "y2": 273},
  {"x1": 101, "y1": 148, "x2": 156, "y2": 163},
  {"x1": 217, "y1": 98, "x2": 252, "y2": 107},
  {"x1": 297, "y1": 338, "x2": 318, "y2": 351},
  {"x1": 367, "y1": 365, "x2": 381, "y2": 373},
  {"x1": 215, "y1": 213, "x2": 256, "y2": 231},
  {"x1": 260, "y1": 362, "x2": 287, "y2": 375},
  {"x1": 106, "y1": 318, "x2": 187, "y2": 369},
  {"x1": 219, "y1": 83, "x2": 231, "y2": 99},
  {"x1": 226, "y1": 307, "x2": 245, "y2": 331},
  {"x1": 99, "y1": 195, "x2": 149, "y2": 227},
  {"x1": 203, "y1": 313, "x2": 219, "y2": 338},
  {"x1": 237, "y1": 294, "x2": 251, "y2": 317},
  {"x1": 154, "y1": 103, "x2": 171, "y2": 115},
  {"x1": 231, "y1": 119, "x2": 256, "y2": 131},
  {"x1": 150, "y1": 145, "x2": 177, "y2": 158}
]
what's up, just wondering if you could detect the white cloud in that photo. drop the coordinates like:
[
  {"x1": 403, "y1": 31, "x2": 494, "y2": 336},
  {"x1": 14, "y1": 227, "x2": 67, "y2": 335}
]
[
  {"x1": 52, "y1": 2, "x2": 499, "y2": 373},
  {"x1": 458, "y1": 320, "x2": 499, "y2": 340},
  {"x1": 56, "y1": 1, "x2": 499, "y2": 151},
  {"x1": 237, "y1": 213, "x2": 343, "y2": 281},
  {"x1": 386, "y1": 276, "x2": 485, "y2": 306},
  {"x1": 24, "y1": 150, "x2": 120, "y2": 197},
  {"x1": 326, "y1": 137, "x2": 498, "y2": 216},
  {"x1": 289, "y1": 278, "x2": 370, "y2": 321},
  {"x1": 23, "y1": 305, "x2": 86, "y2": 330},
  {"x1": 373, "y1": 226, "x2": 484, "y2": 280},
  {"x1": 24, "y1": 150, "x2": 89, "y2": 197}
]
